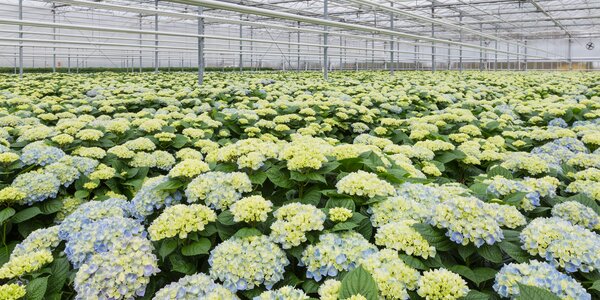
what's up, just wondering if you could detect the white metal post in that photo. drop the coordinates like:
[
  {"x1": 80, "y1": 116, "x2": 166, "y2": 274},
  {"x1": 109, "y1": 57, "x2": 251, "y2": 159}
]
[
  {"x1": 52, "y1": 3, "x2": 56, "y2": 73},
  {"x1": 389, "y1": 2, "x2": 394, "y2": 75},
  {"x1": 154, "y1": 0, "x2": 159, "y2": 73},
  {"x1": 19, "y1": 0, "x2": 23, "y2": 79},
  {"x1": 431, "y1": 4, "x2": 435, "y2": 72},
  {"x1": 139, "y1": 14, "x2": 142, "y2": 72},
  {"x1": 197, "y1": 6, "x2": 204, "y2": 85},
  {"x1": 459, "y1": 14, "x2": 463, "y2": 72},
  {"x1": 239, "y1": 15, "x2": 243, "y2": 71},
  {"x1": 323, "y1": 0, "x2": 328, "y2": 80},
  {"x1": 568, "y1": 38, "x2": 573, "y2": 70}
]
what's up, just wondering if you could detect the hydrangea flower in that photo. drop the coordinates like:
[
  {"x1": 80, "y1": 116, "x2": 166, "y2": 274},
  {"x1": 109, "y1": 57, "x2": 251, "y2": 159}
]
[
  {"x1": 209, "y1": 235, "x2": 289, "y2": 291},
  {"x1": 318, "y1": 279, "x2": 342, "y2": 300},
  {"x1": 360, "y1": 249, "x2": 420, "y2": 299},
  {"x1": 11, "y1": 171, "x2": 61, "y2": 205},
  {"x1": 73, "y1": 236, "x2": 159, "y2": 299},
  {"x1": 253, "y1": 286, "x2": 309, "y2": 300},
  {"x1": 375, "y1": 221, "x2": 436, "y2": 259},
  {"x1": 270, "y1": 203, "x2": 326, "y2": 249},
  {"x1": 430, "y1": 196, "x2": 504, "y2": 247},
  {"x1": 230, "y1": 195, "x2": 273, "y2": 223},
  {"x1": 185, "y1": 171, "x2": 252, "y2": 210},
  {"x1": 279, "y1": 135, "x2": 333, "y2": 171},
  {"x1": 153, "y1": 273, "x2": 239, "y2": 300},
  {"x1": 329, "y1": 207, "x2": 353, "y2": 222},
  {"x1": 417, "y1": 269, "x2": 469, "y2": 300},
  {"x1": 0, "y1": 283, "x2": 26, "y2": 300},
  {"x1": 59, "y1": 198, "x2": 133, "y2": 240},
  {"x1": 148, "y1": 204, "x2": 216, "y2": 240},
  {"x1": 65, "y1": 217, "x2": 146, "y2": 268},
  {"x1": 20, "y1": 141, "x2": 65, "y2": 166},
  {"x1": 300, "y1": 232, "x2": 377, "y2": 282},
  {"x1": 336, "y1": 170, "x2": 395, "y2": 198},
  {"x1": 520, "y1": 217, "x2": 600, "y2": 273},
  {"x1": 551, "y1": 201, "x2": 600, "y2": 230},
  {"x1": 369, "y1": 195, "x2": 433, "y2": 226},
  {"x1": 0, "y1": 226, "x2": 60, "y2": 279},
  {"x1": 168, "y1": 159, "x2": 210, "y2": 178},
  {"x1": 130, "y1": 176, "x2": 182, "y2": 219},
  {"x1": 494, "y1": 260, "x2": 591, "y2": 300}
]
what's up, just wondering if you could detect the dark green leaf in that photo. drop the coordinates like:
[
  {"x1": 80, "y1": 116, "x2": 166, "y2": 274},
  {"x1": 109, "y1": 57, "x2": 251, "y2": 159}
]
[
  {"x1": 498, "y1": 241, "x2": 529, "y2": 263},
  {"x1": 331, "y1": 222, "x2": 358, "y2": 232},
  {"x1": 169, "y1": 254, "x2": 196, "y2": 274},
  {"x1": 159, "y1": 239, "x2": 178, "y2": 259},
  {"x1": 26, "y1": 276, "x2": 49, "y2": 300},
  {"x1": 488, "y1": 166, "x2": 513, "y2": 179},
  {"x1": 11, "y1": 207, "x2": 42, "y2": 223},
  {"x1": 339, "y1": 266, "x2": 379, "y2": 300},
  {"x1": 325, "y1": 199, "x2": 355, "y2": 211},
  {"x1": 302, "y1": 280, "x2": 320, "y2": 294},
  {"x1": 233, "y1": 227, "x2": 262, "y2": 238},
  {"x1": 40, "y1": 199, "x2": 63, "y2": 214},
  {"x1": 217, "y1": 210, "x2": 236, "y2": 226},
  {"x1": 300, "y1": 188, "x2": 322, "y2": 206},
  {"x1": 154, "y1": 179, "x2": 183, "y2": 191},
  {"x1": 266, "y1": 167, "x2": 294, "y2": 188},
  {"x1": 478, "y1": 244, "x2": 503, "y2": 264},
  {"x1": 412, "y1": 223, "x2": 454, "y2": 251},
  {"x1": 46, "y1": 258, "x2": 69, "y2": 295},
  {"x1": 398, "y1": 254, "x2": 427, "y2": 270},
  {"x1": 181, "y1": 238, "x2": 211, "y2": 256},
  {"x1": 516, "y1": 284, "x2": 561, "y2": 300},
  {"x1": 0, "y1": 207, "x2": 15, "y2": 224},
  {"x1": 463, "y1": 290, "x2": 491, "y2": 300},
  {"x1": 249, "y1": 172, "x2": 268, "y2": 185}
]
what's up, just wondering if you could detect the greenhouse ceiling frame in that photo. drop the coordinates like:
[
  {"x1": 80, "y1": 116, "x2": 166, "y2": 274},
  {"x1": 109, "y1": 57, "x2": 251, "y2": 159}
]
[{"x1": 1, "y1": 0, "x2": 598, "y2": 83}]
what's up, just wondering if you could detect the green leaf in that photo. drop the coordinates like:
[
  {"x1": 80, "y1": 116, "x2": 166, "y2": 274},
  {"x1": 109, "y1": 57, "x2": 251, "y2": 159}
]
[
  {"x1": 478, "y1": 244, "x2": 503, "y2": 264},
  {"x1": 504, "y1": 192, "x2": 528, "y2": 206},
  {"x1": 339, "y1": 266, "x2": 379, "y2": 300},
  {"x1": 516, "y1": 284, "x2": 561, "y2": 300},
  {"x1": 302, "y1": 280, "x2": 320, "y2": 294},
  {"x1": 463, "y1": 290, "x2": 491, "y2": 300},
  {"x1": 568, "y1": 194, "x2": 600, "y2": 215},
  {"x1": 317, "y1": 161, "x2": 340, "y2": 174},
  {"x1": 499, "y1": 241, "x2": 529, "y2": 263},
  {"x1": 11, "y1": 207, "x2": 42, "y2": 223},
  {"x1": 0, "y1": 207, "x2": 15, "y2": 224},
  {"x1": 398, "y1": 254, "x2": 427, "y2": 270},
  {"x1": 458, "y1": 244, "x2": 476, "y2": 261},
  {"x1": 159, "y1": 239, "x2": 178, "y2": 259},
  {"x1": 26, "y1": 277, "x2": 49, "y2": 300},
  {"x1": 74, "y1": 190, "x2": 89, "y2": 199},
  {"x1": 233, "y1": 227, "x2": 262, "y2": 238},
  {"x1": 488, "y1": 166, "x2": 513, "y2": 179},
  {"x1": 169, "y1": 254, "x2": 196, "y2": 274},
  {"x1": 181, "y1": 238, "x2": 211, "y2": 256},
  {"x1": 300, "y1": 188, "x2": 322, "y2": 206},
  {"x1": 485, "y1": 121, "x2": 500, "y2": 131},
  {"x1": 266, "y1": 167, "x2": 294, "y2": 188},
  {"x1": 469, "y1": 183, "x2": 489, "y2": 198},
  {"x1": 355, "y1": 217, "x2": 373, "y2": 240},
  {"x1": 325, "y1": 198, "x2": 355, "y2": 211},
  {"x1": 46, "y1": 258, "x2": 70, "y2": 295},
  {"x1": 217, "y1": 210, "x2": 236, "y2": 226},
  {"x1": 590, "y1": 280, "x2": 600, "y2": 292},
  {"x1": 154, "y1": 179, "x2": 183, "y2": 191},
  {"x1": 249, "y1": 172, "x2": 268, "y2": 185},
  {"x1": 412, "y1": 223, "x2": 454, "y2": 251},
  {"x1": 331, "y1": 222, "x2": 358, "y2": 232},
  {"x1": 172, "y1": 134, "x2": 190, "y2": 148},
  {"x1": 40, "y1": 199, "x2": 63, "y2": 214}
]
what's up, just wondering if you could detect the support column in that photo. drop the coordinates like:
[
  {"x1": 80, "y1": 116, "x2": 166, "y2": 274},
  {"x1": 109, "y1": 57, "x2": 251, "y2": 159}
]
[
  {"x1": 459, "y1": 13, "x2": 463, "y2": 72},
  {"x1": 447, "y1": 40, "x2": 451, "y2": 70},
  {"x1": 494, "y1": 28, "x2": 498, "y2": 71},
  {"x1": 389, "y1": 2, "x2": 394, "y2": 75},
  {"x1": 323, "y1": 0, "x2": 329, "y2": 80},
  {"x1": 339, "y1": 36, "x2": 343, "y2": 70},
  {"x1": 139, "y1": 14, "x2": 143, "y2": 72},
  {"x1": 568, "y1": 38, "x2": 573, "y2": 71},
  {"x1": 524, "y1": 39, "x2": 528, "y2": 71},
  {"x1": 431, "y1": 4, "x2": 435, "y2": 72},
  {"x1": 154, "y1": 0, "x2": 159, "y2": 73},
  {"x1": 479, "y1": 23, "x2": 483, "y2": 71},
  {"x1": 239, "y1": 15, "x2": 243, "y2": 72},
  {"x1": 52, "y1": 4, "x2": 56, "y2": 73},
  {"x1": 197, "y1": 6, "x2": 204, "y2": 85},
  {"x1": 414, "y1": 42, "x2": 418, "y2": 70},
  {"x1": 250, "y1": 26, "x2": 254, "y2": 70},
  {"x1": 18, "y1": 0, "x2": 23, "y2": 79},
  {"x1": 506, "y1": 43, "x2": 510, "y2": 70},
  {"x1": 297, "y1": 21, "x2": 300, "y2": 71}
]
